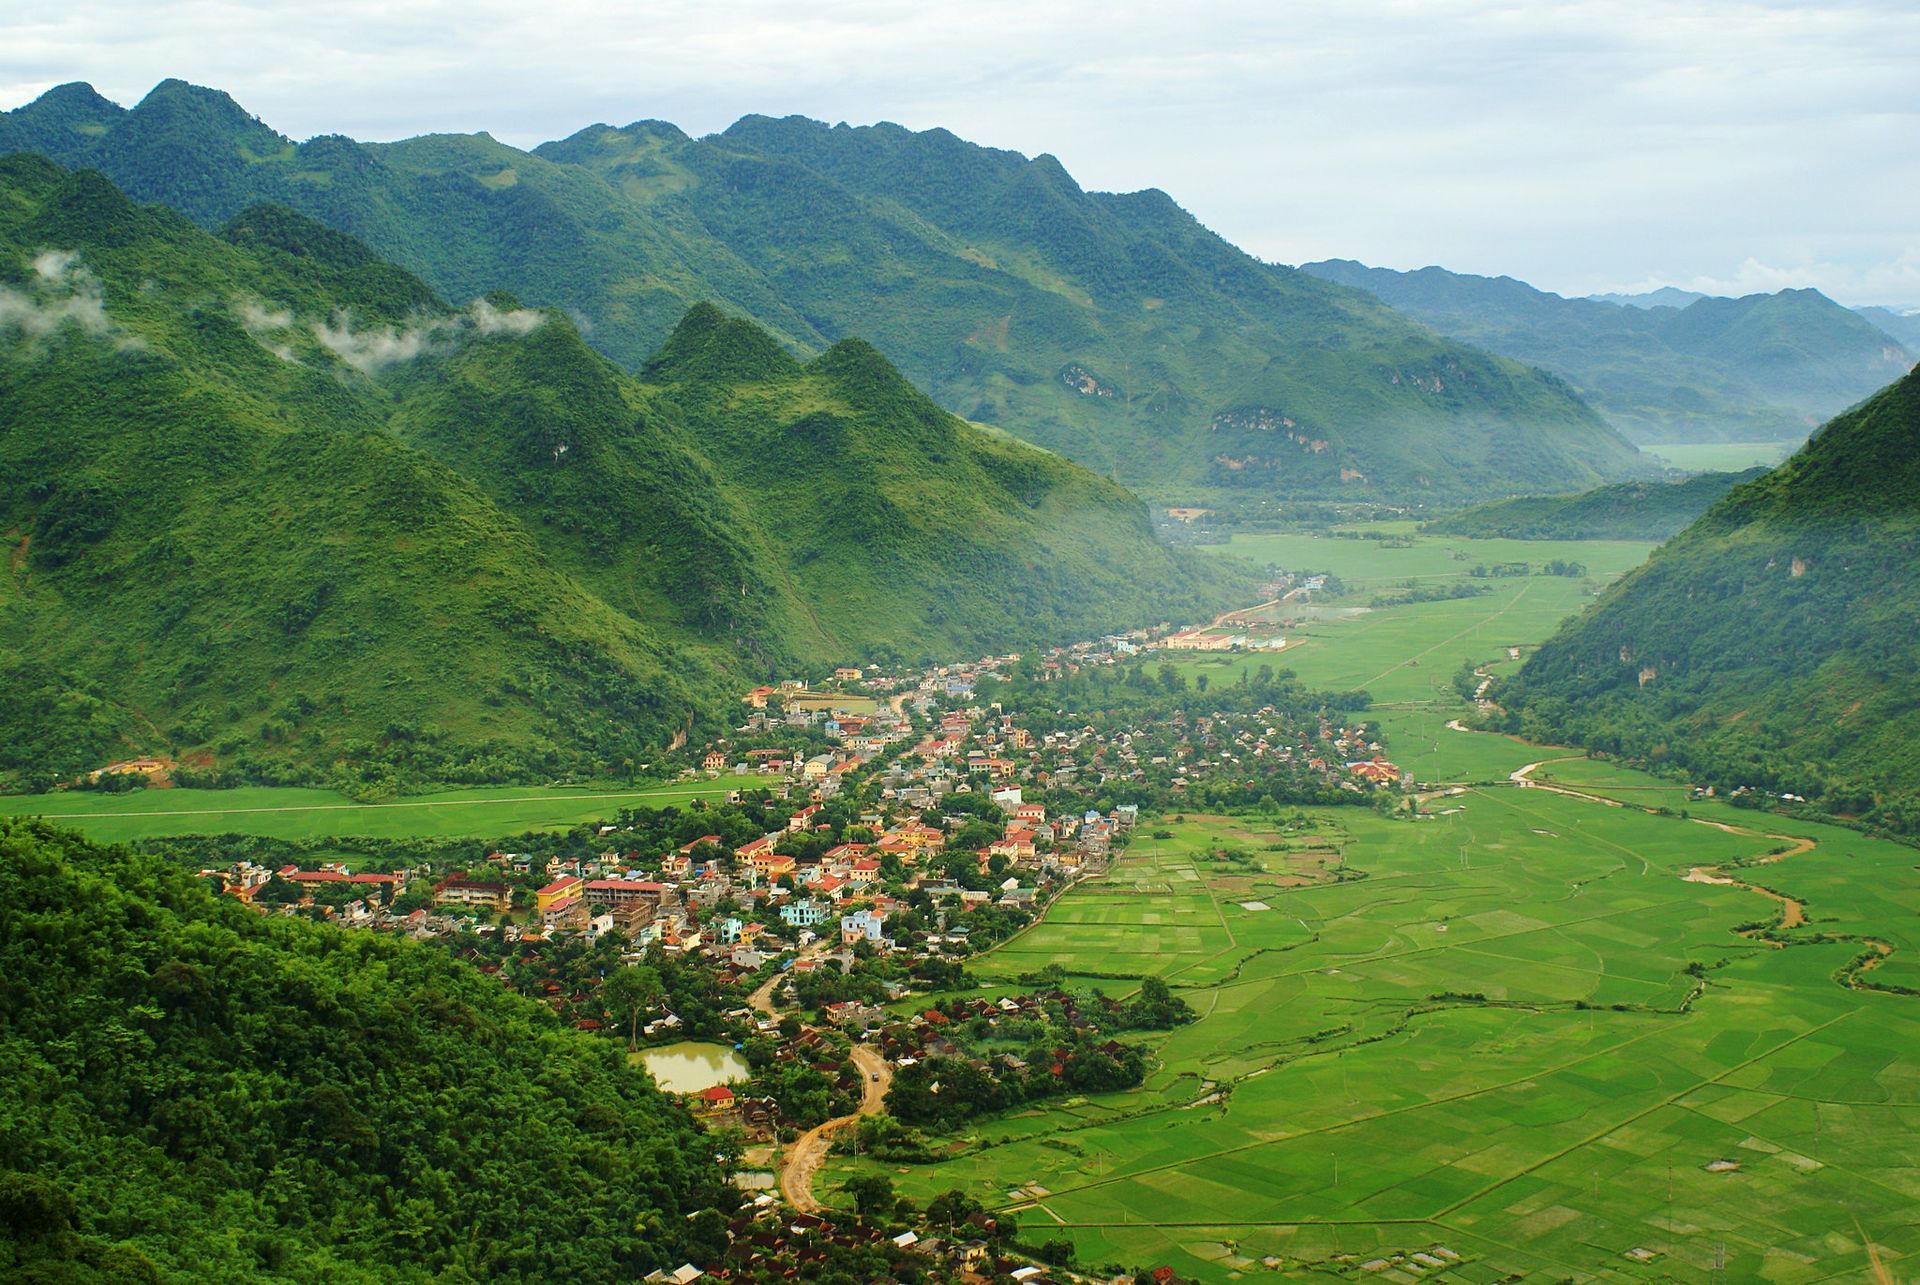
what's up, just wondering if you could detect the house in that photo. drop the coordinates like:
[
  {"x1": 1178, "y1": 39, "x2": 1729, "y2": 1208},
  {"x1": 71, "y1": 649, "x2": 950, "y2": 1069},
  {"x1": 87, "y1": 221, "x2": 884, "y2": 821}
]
[
  {"x1": 840, "y1": 908, "x2": 887, "y2": 946},
  {"x1": 742, "y1": 686, "x2": 777, "y2": 709},
  {"x1": 432, "y1": 878, "x2": 511, "y2": 911},
  {"x1": 614, "y1": 901, "x2": 658, "y2": 937},
  {"x1": 787, "y1": 804, "x2": 822, "y2": 832},
  {"x1": 989, "y1": 829, "x2": 1037, "y2": 861},
  {"x1": 702, "y1": 750, "x2": 728, "y2": 772},
  {"x1": 541, "y1": 896, "x2": 589, "y2": 932},
  {"x1": 834, "y1": 667, "x2": 863, "y2": 682},
  {"x1": 750, "y1": 851, "x2": 795, "y2": 883},
  {"x1": 535, "y1": 875, "x2": 584, "y2": 913},
  {"x1": 781, "y1": 899, "x2": 830, "y2": 928},
  {"x1": 1346, "y1": 758, "x2": 1401, "y2": 785},
  {"x1": 584, "y1": 878, "x2": 669, "y2": 909},
  {"x1": 693, "y1": 1085, "x2": 736, "y2": 1115}
]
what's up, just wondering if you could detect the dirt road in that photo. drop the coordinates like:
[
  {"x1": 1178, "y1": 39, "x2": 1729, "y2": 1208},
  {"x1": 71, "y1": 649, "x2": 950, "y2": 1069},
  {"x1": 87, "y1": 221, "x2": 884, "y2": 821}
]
[{"x1": 777, "y1": 1044, "x2": 892, "y2": 1213}]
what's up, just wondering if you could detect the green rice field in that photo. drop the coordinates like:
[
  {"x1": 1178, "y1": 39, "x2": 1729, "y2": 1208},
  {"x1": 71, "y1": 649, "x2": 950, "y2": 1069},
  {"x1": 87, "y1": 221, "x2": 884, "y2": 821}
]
[
  {"x1": 0, "y1": 776, "x2": 761, "y2": 842},
  {"x1": 1645, "y1": 441, "x2": 1799, "y2": 473},
  {"x1": 823, "y1": 528, "x2": 1919, "y2": 1282}
]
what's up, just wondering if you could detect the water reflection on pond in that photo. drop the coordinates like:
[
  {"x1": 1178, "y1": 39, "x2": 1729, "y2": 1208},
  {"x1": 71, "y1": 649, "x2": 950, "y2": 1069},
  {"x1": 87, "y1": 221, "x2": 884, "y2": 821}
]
[{"x1": 635, "y1": 1040, "x2": 750, "y2": 1092}]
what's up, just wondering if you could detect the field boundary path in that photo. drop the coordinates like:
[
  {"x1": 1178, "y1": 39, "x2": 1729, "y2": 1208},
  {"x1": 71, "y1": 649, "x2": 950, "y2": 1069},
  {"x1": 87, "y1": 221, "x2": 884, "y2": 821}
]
[{"x1": 1509, "y1": 757, "x2": 1828, "y2": 938}]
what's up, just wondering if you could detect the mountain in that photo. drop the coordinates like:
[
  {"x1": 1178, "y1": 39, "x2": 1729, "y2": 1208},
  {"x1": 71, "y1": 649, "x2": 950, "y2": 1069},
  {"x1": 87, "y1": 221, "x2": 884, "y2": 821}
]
[
  {"x1": 1855, "y1": 305, "x2": 1920, "y2": 352},
  {"x1": 0, "y1": 156, "x2": 1231, "y2": 792},
  {"x1": 1501, "y1": 368, "x2": 1920, "y2": 833},
  {"x1": 0, "y1": 79, "x2": 1650, "y2": 503},
  {"x1": 0, "y1": 818, "x2": 734, "y2": 1281},
  {"x1": 1589, "y1": 287, "x2": 1709, "y2": 310},
  {"x1": 1302, "y1": 260, "x2": 1914, "y2": 444},
  {"x1": 1424, "y1": 468, "x2": 1766, "y2": 541}
]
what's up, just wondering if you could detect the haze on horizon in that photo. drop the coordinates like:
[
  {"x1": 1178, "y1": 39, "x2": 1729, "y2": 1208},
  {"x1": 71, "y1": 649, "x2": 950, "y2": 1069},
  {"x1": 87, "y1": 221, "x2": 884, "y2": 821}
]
[{"x1": 3, "y1": 0, "x2": 1916, "y2": 308}]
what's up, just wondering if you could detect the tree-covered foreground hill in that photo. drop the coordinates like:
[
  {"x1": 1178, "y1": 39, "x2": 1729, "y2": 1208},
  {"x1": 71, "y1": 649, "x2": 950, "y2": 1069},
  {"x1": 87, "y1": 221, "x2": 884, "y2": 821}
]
[
  {"x1": 0, "y1": 818, "x2": 735, "y2": 1281},
  {"x1": 0, "y1": 78, "x2": 1651, "y2": 502},
  {"x1": 1502, "y1": 368, "x2": 1920, "y2": 832},
  {"x1": 0, "y1": 156, "x2": 1233, "y2": 791}
]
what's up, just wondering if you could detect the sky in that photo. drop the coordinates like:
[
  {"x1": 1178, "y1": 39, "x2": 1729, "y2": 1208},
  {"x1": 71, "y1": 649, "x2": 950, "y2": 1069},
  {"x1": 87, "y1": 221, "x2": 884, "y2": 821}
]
[{"x1": 3, "y1": 0, "x2": 1916, "y2": 306}]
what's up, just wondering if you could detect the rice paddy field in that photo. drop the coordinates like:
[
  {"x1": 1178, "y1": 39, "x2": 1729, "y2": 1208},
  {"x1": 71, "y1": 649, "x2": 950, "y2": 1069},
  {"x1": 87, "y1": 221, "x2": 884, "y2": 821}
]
[
  {"x1": 0, "y1": 775, "x2": 761, "y2": 842},
  {"x1": 1645, "y1": 441, "x2": 1800, "y2": 473},
  {"x1": 823, "y1": 528, "x2": 1920, "y2": 1282}
]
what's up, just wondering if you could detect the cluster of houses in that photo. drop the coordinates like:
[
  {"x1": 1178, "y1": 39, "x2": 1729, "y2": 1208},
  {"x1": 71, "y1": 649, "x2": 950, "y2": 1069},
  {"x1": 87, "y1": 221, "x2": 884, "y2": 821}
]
[{"x1": 645, "y1": 1205, "x2": 1051, "y2": 1285}]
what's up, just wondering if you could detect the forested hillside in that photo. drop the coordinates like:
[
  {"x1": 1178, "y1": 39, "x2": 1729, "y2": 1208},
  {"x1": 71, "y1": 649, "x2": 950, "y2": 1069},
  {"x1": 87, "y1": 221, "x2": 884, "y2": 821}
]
[
  {"x1": 0, "y1": 79, "x2": 1650, "y2": 501},
  {"x1": 1502, "y1": 369, "x2": 1920, "y2": 832},
  {"x1": 0, "y1": 818, "x2": 735, "y2": 1281},
  {"x1": 1426, "y1": 468, "x2": 1764, "y2": 541},
  {"x1": 0, "y1": 156, "x2": 1230, "y2": 791},
  {"x1": 1304, "y1": 259, "x2": 1913, "y2": 443}
]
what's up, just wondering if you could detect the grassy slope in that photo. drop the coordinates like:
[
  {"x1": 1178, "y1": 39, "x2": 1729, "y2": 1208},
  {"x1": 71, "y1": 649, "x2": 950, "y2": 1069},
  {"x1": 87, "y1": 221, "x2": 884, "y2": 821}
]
[
  {"x1": 1424, "y1": 468, "x2": 1766, "y2": 541},
  {"x1": 0, "y1": 158, "x2": 1233, "y2": 790},
  {"x1": 1507, "y1": 369, "x2": 1920, "y2": 829},
  {"x1": 0, "y1": 80, "x2": 1648, "y2": 503},
  {"x1": 1303, "y1": 258, "x2": 1915, "y2": 444}
]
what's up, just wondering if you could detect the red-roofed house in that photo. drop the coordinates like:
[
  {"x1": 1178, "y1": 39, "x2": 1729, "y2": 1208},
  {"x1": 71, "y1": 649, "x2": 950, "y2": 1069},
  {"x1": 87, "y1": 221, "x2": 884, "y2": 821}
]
[{"x1": 536, "y1": 875, "x2": 584, "y2": 913}]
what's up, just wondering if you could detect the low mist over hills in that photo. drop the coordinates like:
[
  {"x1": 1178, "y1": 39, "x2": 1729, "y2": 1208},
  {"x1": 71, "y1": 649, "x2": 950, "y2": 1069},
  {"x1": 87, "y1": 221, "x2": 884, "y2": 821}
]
[
  {"x1": 0, "y1": 156, "x2": 1232, "y2": 792},
  {"x1": 1502, "y1": 367, "x2": 1920, "y2": 831},
  {"x1": 1303, "y1": 259, "x2": 1914, "y2": 445},
  {"x1": 0, "y1": 78, "x2": 1651, "y2": 503}
]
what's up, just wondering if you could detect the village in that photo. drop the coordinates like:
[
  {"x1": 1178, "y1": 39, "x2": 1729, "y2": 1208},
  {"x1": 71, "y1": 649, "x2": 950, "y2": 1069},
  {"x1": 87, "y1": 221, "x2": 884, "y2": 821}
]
[{"x1": 194, "y1": 622, "x2": 1403, "y2": 1285}]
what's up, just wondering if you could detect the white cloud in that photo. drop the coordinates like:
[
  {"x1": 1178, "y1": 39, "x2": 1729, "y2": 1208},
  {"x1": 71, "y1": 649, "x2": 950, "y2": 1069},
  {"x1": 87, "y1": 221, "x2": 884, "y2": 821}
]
[
  {"x1": 3, "y1": 1, "x2": 1917, "y2": 303},
  {"x1": 0, "y1": 248, "x2": 112, "y2": 347},
  {"x1": 309, "y1": 299, "x2": 546, "y2": 374},
  {"x1": 469, "y1": 297, "x2": 544, "y2": 336}
]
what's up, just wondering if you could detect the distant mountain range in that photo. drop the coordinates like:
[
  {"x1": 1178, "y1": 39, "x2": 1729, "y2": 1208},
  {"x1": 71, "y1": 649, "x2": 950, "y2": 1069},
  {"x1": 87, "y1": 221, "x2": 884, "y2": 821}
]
[
  {"x1": 1588, "y1": 287, "x2": 1712, "y2": 310},
  {"x1": 0, "y1": 155, "x2": 1234, "y2": 791},
  {"x1": 1303, "y1": 261, "x2": 1913, "y2": 445},
  {"x1": 1854, "y1": 305, "x2": 1920, "y2": 351},
  {"x1": 1599, "y1": 288, "x2": 1920, "y2": 354},
  {"x1": 1503, "y1": 366, "x2": 1920, "y2": 833},
  {"x1": 0, "y1": 79, "x2": 1651, "y2": 502}
]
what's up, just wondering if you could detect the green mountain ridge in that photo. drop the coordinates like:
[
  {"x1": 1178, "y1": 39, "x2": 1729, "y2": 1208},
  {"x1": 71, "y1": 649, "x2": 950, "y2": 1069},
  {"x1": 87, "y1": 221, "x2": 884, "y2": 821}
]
[
  {"x1": 1502, "y1": 367, "x2": 1920, "y2": 833},
  {"x1": 1425, "y1": 468, "x2": 1766, "y2": 541},
  {"x1": 0, "y1": 818, "x2": 732, "y2": 1281},
  {"x1": 0, "y1": 78, "x2": 1649, "y2": 502},
  {"x1": 1302, "y1": 259, "x2": 1914, "y2": 444},
  {"x1": 0, "y1": 156, "x2": 1231, "y2": 792}
]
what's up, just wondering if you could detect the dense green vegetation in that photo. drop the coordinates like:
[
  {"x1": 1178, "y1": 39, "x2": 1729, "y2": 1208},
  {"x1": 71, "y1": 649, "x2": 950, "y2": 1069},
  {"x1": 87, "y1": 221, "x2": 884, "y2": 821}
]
[
  {"x1": 1505, "y1": 368, "x2": 1920, "y2": 831},
  {"x1": 0, "y1": 156, "x2": 1230, "y2": 792},
  {"x1": 1425, "y1": 467, "x2": 1765, "y2": 540},
  {"x1": 1304, "y1": 259, "x2": 1914, "y2": 443},
  {"x1": 0, "y1": 79, "x2": 1652, "y2": 502},
  {"x1": 0, "y1": 818, "x2": 736, "y2": 1281}
]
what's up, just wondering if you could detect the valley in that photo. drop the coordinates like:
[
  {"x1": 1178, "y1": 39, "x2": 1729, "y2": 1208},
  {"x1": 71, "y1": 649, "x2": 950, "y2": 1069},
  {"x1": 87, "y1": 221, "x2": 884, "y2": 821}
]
[
  {"x1": 1, "y1": 46, "x2": 1916, "y2": 1285},
  {"x1": 9, "y1": 514, "x2": 1911, "y2": 1281},
  {"x1": 797, "y1": 532, "x2": 1920, "y2": 1282}
]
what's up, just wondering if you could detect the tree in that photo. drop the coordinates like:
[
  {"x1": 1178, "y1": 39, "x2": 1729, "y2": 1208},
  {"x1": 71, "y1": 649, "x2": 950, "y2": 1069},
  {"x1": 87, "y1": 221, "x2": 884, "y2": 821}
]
[
  {"x1": 841, "y1": 1172, "x2": 895, "y2": 1220},
  {"x1": 602, "y1": 964, "x2": 664, "y2": 1053},
  {"x1": 926, "y1": 1188, "x2": 982, "y2": 1231}
]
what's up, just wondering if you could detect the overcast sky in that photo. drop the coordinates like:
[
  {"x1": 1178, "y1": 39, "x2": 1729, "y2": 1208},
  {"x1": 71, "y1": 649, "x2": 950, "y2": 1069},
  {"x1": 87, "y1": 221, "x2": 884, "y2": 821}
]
[{"x1": 4, "y1": 0, "x2": 1916, "y2": 306}]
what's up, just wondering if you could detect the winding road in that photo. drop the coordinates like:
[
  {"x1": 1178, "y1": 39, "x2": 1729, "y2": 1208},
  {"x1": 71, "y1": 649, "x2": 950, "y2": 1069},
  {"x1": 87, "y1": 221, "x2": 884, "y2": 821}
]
[
  {"x1": 778, "y1": 1043, "x2": 893, "y2": 1212},
  {"x1": 747, "y1": 943, "x2": 896, "y2": 1212}
]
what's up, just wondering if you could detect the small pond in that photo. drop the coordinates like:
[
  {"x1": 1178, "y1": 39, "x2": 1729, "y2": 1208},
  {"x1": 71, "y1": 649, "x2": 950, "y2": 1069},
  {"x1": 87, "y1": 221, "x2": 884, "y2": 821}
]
[{"x1": 636, "y1": 1040, "x2": 750, "y2": 1092}]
